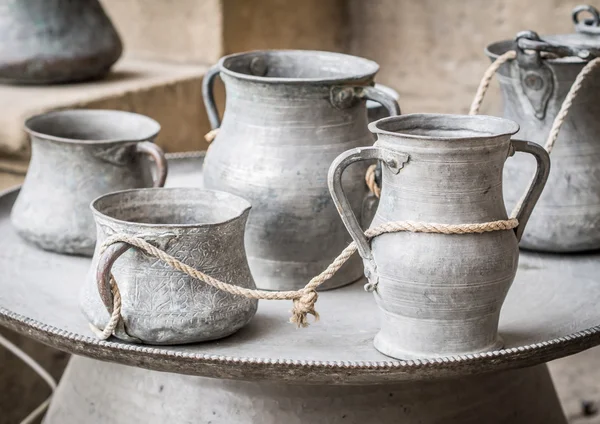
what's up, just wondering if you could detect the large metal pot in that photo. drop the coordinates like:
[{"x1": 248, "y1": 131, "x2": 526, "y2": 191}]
[
  {"x1": 202, "y1": 50, "x2": 400, "y2": 291},
  {"x1": 485, "y1": 5, "x2": 600, "y2": 252}
]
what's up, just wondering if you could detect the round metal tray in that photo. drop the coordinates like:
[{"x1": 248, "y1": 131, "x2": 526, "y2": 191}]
[{"x1": 1, "y1": 152, "x2": 599, "y2": 384}]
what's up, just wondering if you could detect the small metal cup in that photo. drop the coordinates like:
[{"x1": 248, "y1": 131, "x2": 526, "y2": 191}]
[{"x1": 11, "y1": 109, "x2": 168, "y2": 256}]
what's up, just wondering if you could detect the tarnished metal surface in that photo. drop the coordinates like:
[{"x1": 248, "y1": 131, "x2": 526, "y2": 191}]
[
  {"x1": 486, "y1": 5, "x2": 600, "y2": 252},
  {"x1": 0, "y1": 155, "x2": 599, "y2": 384},
  {"x1": 44, "y1": 357, "x2": 566, "y2": 424},
  {"x1": 329, "y1": 114, "x2": 550, "y2": 360},
  {"x1": 81, "y1": 188, "x2": 258, "y2": 345},
  {"x1": 367, "y1": 84, "x2": 400, "y2": 123},
  {"x1": 202, "y1": 50, "x2": 400, "y2": 291},
  {"x1": 0, "y1": 0, "x2": 122, "y2": 84},
  {"x1": 11, "y1": 110, "x2": 167, "y2": 256}
]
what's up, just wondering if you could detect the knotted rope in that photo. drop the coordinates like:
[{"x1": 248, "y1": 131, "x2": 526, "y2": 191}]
[{"x1": 92, "y1": 218, "x2": 518, "y2": 340}]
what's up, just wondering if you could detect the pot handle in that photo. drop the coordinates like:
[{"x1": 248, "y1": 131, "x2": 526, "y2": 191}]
[
  {"x1": 331, "y1": 85, "x2": 401, "y2": 116},
  {"x1": 96, "y1": 242, "x2": 131, "y2": 313},
  {"x1": 328, "y1": 146, "x2": 409, "y2": 290},
  {"x1": 94, "y1": 241, "x2": 142, "y2": 342},
  {"x1": 135, "y1": 141, "x2": 168, "y2": 187},
  {"x1": 509, "y1": 139, "x2": 551, "y2": 241},
  {"x1": 361, "y1": 86, "x2": 401, "y2": 117},
  {"x1": 202, "y1": 64, "x2": 222, "y2": 130}
]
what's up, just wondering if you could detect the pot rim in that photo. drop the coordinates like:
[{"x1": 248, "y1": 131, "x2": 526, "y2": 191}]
[
  {"x1": 25, "y1": 109, "x2": 161, "y2": 145},
  {"x1": 369, "y1": 113, "x2": 520, "y2": 141},
  {"x1": 218, "y1": 49, "x2": 380, "y2": 84},
  {"x1": 90, "y1": 187, "x2": 252, "y2": 229},
  {"x1": 484, "y1": 39, "x2": 587, "y2": 65}
]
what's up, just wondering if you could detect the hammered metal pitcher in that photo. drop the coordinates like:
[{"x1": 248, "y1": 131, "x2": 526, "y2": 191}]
[
  {"x1": 202, "y1": 50, "x2": 400, "y2": 291},
  {"x1": 485, "y1": 5, "x2": 600, "y2": 252},
  {"x1": 11, "y1": 110, "x2": 167, "y2": 256},
  {"x1": 80, "y1": 188, "x2": 258, "y2": 345},
  {"x1": 328, "y1": 114, "x2": 550, "y2": 359}
]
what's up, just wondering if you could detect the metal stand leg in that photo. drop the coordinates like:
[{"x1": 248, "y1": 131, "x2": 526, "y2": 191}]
[{"x1": 44, "y1": 356, "x2": 567, "y2": 424}]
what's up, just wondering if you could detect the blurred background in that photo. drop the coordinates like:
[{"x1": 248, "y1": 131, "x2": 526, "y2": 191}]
[{"x1": 0, "y1": 0, "x2": 598, "y2": 422}]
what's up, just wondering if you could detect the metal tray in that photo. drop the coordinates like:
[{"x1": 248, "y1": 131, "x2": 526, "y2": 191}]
[{"x1": 1, "y1": 152, "x2": 600, "y2": 384}]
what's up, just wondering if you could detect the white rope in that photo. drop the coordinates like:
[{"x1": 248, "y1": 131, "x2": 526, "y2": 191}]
[{"x1": 0, "y1": 333, "x2": 57, "y2": 424}]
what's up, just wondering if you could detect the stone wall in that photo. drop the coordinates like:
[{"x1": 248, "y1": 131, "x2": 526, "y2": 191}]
[
  {"x1": 348, "y1": 0, "x2": 584, "y2": 115},
  {"x1": 102, "y1": 0, "x2": 223, "y2": 64}
]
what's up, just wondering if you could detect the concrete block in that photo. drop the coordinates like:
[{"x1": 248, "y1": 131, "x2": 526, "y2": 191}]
[{"x1": 0, "y1": 58, "x2": 211, "y2": 158}]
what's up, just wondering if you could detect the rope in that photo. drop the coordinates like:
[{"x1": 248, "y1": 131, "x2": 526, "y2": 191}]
[
  {"x1": 93, "y1": 218, "x2": 518, "y2": 340},
  {"x1": 363, "y1": 50, "x2": 519, "y2": 197},
  {"x1": 543, "y1": 57, "x2": 600, "y2": 153},
  {"x1": 365, "y1": 164, "x2": 381, "y2": 198},
  {"x1": 469, "y1": 50, "x2": 517, "y2": 115},
  {"x1": 470, "y1": 52, "x2": 600, "y2": 218},
  {"x1": 204, "y1": 128, "x2": 219, "y2": 143}
]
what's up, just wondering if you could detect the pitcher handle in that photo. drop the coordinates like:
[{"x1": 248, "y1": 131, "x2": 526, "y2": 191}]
[
  {"x1": 357, "y1": 86, "x2": 401, "y2": 191},
  {"x1": 135, "y1": 141, "x2": 168, "y2": 187},
  {"x1": 328, "y1": 146, "x2": 409, "y2": 289},
  {"x1": 202, "y1": 64, "x2": 222, "y2": 130},
  {"x1": 360, "y1": 86, "x2": 401, "y2": 117},
  {"x1": 509, "y1": 139, "x2": 551, "y2": 241}
]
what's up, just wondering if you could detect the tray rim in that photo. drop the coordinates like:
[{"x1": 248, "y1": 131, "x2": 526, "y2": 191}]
[
  {"x1": 2, "y1": 155, "x2": 600, "y2": 383},
  {"x1": 2, "y1": 296, "x2": 600, "y2": 384}
]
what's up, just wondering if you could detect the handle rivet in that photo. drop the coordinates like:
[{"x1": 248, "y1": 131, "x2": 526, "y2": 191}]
[
  {"x1": 579, "y1": 50, "x2": 591, "y2": 59},
  {"x1": 524, "y1": 73, "x2": 544, "y2": 90}
]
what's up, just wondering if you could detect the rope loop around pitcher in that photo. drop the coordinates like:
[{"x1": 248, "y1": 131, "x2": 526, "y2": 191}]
[
  {"x1": 91, "y1": 218, "x2": 519, "y2": 340},
  {"x1": 470, "y1": 51, "x2": 600, "y2": 155},
  {"x1": 466, "y1": 51, "x2": 600, "y2": 218}
]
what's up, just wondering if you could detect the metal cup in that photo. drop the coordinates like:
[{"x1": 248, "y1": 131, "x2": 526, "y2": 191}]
[{"x1": 11, "y1": 109, "x2": 168, "y2": 256}]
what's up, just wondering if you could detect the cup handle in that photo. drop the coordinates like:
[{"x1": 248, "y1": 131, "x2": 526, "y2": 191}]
[
  {"x1": 202, "y1": 64, "x2": 222, "y2": 130},
  {"x1": 135, "y1": 141, "x2": 168, "y2": 187},
  {"x1": 508, "y1": 139, "x2": 551, "y2": 241},
  {"x1": 328, "y1": 146, "x2": 409, "y2": 290}
]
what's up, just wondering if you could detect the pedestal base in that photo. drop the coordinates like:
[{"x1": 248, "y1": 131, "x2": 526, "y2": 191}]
[{"x1": 44, "y1": 356, "x2": 567, "y2": 424}]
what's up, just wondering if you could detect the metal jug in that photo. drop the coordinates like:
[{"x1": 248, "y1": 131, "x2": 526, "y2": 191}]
[
  {"x1": 329, "y1": 114, "x2": 550, "y2": 359},
  {"x1": 202, "y1": 50, "x2": 400, "y2": 291},
  {"x1": 485, "y1": 5, "x2": 600, "y2": 252}
]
